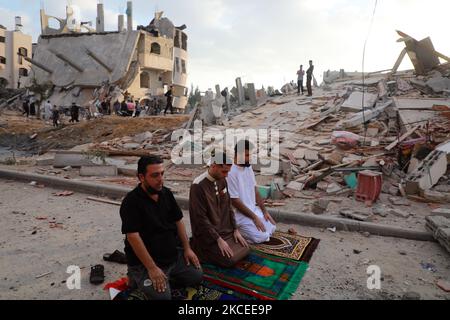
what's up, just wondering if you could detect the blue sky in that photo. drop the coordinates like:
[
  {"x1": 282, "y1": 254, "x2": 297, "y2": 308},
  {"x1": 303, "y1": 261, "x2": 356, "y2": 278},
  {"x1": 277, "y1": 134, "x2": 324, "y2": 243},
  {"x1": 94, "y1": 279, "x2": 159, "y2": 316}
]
[{"x1": 1, "y1": 0, "x2": 449, "y2": 90}]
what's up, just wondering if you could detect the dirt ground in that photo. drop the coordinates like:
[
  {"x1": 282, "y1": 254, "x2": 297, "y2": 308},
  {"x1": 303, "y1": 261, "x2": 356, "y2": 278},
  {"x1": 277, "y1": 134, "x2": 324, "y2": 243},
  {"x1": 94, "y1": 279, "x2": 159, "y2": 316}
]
[
  {"x1": 1, "y1": 179, "x2": 449, "y2": 300},
  {"x1": 0, "y1": 111, "x2": 189, "y2": 153}
]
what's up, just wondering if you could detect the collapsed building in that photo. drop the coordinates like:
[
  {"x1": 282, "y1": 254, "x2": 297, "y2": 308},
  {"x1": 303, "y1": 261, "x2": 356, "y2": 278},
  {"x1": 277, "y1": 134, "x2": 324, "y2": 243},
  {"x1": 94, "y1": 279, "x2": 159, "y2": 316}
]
[{"x1": 25, "y1": 2, "x2": 188, "y2": 110}]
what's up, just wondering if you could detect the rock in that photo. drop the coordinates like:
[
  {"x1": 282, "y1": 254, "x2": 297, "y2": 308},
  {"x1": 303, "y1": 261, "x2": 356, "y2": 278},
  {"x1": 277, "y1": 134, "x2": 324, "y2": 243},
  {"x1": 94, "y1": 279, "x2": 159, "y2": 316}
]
[
  {"x1": 312, "y1": 200, "x2": 330, "y2": 214},
  {"x1": 388, "y1": 197, "x2": 410, "y2": 206},
  {"x1": 122, "y1": 143, "x2": 141, "y2": 150},
  {"x1": 372, "y1": 206, "x2": 388, "y2": 217},
  {"x1": 389, "y1": 209, "x2": 412, "y2": 218},
  {"x1": 327, "y1": 183, "x2": 342, "y2": 195},
  {"x1": 402, "y1": 292, "x2": 421, "y2": 300},
  {"x1": 398, "y1": 251, "x2": 407, "y2": 256},
  {"x1": 340, "y1": 209, "x2": 371, "y2": 221},
  {"x1": 133, "y1": 131, "x2": 153, "y2": 143},
  {"x1": 353, "y1": 249, "x2": 362, "y2": 254},
  {"x1": 62, "y1": 166, "x2": 72, "y2": 171},
  {"x1": 362, "y1": 232, "x2": 370, "y2": 237},
  {"x1": 389, "y1": 186, "x2": 399, "y2": 196}
]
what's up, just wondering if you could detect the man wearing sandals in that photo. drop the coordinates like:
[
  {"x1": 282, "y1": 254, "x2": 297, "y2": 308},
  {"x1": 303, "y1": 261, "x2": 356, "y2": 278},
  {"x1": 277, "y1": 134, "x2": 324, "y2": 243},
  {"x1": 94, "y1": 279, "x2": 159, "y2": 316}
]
[{"x1": 120, "y1": 156, "x2": 203, "y2": 300}]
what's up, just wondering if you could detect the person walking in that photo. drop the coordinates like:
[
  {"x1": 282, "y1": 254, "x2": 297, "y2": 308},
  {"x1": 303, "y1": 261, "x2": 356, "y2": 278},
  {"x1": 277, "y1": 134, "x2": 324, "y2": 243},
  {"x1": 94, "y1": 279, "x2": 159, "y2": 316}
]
[{"x1": 164, "y1": 85, "x2": 174, "y2": 115}]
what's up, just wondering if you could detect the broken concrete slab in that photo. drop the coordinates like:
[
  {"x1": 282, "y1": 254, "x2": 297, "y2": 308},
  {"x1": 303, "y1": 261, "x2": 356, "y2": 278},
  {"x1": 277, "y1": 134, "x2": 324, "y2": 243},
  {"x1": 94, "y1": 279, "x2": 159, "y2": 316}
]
[
  {"x1": 341, "y1": 100, "x2": 391, "y2": 128},
  {"x1": 426, "y1": 75, "x2": 450, "y2": 93},
  {"x1": 35, "y1": 153, "x2": 55, "y2": 166},
  {"x1": 406, "y1": 150, "x2": 448, "y2": 195},
  {"x1": 389, "y1": 208, "x2": 412, "y2": 218},
  {"x1": 341, "y1": 91, "x2": 378, "y2": 112},
  {"x1": 394, "y1": 97, "x2": 450, "y2": 110},
  {"x1": 422, "y1": 190, "x2": 450, "y2": 203},
  {"x1": 286, "y1": 181, "x2": 305, "y2": 192},
  {"x1": 132, "y1": 131, "x2": 153, "y2": 143},
  {"x1": 340, "y1": 209, "x2": 372, "y2": 221},
  {"x1": 80, "y1": 165, "x2": 118, "y2": 177},
  {"x1": 430, "y1": 208, "x2": 450, "y2": 219},
  {"x1": 304, "y1": 149, "x2": 319, "y2": 161},
  {"x1": 388, "y1": 197, "x2": 411, "y2": 206},
  {"x1": 53, "y1": 152, "x2": 95, "y2": 168}
]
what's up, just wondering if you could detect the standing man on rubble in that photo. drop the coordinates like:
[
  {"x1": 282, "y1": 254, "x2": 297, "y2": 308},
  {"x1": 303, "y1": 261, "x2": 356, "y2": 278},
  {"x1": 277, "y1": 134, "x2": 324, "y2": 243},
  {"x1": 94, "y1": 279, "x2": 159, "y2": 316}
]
[
  {"x1": 22, "y1": 99, "x2": 30, "y2": 117},
  {"x1": 69, "y1": 102, "x2": 80, "y2": 123},
  {"x1": 43, "y1": 100, "x2": 52, "y2": 121},
  {"x1": 297, "y1": 65, "x2": 305, "y2": 95},
  {"x1": 164, "y1": 85, "x2": 174, "y2": 115},
  {"x1": 306, "y1": 60, "x2": 314, "y2": 97}
]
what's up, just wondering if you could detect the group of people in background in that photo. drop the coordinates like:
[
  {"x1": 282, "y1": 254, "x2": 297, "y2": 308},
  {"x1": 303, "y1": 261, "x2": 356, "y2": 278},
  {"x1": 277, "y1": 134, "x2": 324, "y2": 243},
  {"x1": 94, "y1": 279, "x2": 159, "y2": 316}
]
[{"x1": 296, "y1": 60, "x2": 314, "y2": 96}]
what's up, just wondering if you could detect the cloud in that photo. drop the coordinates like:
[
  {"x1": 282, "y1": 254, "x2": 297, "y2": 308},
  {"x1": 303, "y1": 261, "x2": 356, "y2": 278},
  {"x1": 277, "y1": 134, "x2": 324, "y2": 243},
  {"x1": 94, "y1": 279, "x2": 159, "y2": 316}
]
[{"x1": 1, "y1": 0, "x2": 449, "y2": 90}]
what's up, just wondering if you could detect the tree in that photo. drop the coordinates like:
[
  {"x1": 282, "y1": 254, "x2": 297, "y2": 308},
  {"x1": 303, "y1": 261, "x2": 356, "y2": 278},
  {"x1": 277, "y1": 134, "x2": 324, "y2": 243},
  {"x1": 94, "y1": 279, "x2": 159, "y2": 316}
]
[{"x1": 28, "y1": 77, "x2": 53, "y2": 118}]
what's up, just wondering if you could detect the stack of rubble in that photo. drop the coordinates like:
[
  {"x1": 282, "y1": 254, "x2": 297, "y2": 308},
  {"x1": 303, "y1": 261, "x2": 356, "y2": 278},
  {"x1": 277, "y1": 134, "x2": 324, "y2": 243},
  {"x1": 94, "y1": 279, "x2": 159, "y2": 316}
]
[{"x1": 426, "y1": 212, "x2": 450, "y2": 254}]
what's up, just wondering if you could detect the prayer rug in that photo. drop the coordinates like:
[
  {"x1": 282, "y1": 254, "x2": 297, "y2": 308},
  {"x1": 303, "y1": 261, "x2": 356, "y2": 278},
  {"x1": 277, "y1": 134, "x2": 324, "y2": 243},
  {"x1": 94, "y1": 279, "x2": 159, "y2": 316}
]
[
  {"x1": 202, "y1": 250, "x2": 309, "y2": 300},
  {"x1": 251, "y1": 231, "x2": 320, "y2": 262}
]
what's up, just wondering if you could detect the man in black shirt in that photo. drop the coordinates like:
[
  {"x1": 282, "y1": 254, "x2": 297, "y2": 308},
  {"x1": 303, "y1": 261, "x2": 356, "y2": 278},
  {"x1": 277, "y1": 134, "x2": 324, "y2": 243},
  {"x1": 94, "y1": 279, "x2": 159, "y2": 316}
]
[
  {"x1": 120, "y1": 156, "x2": 202, "y2": 300},
  {"x1": 164, "y1": 85, "x2": 174, "y2": 115},
  {"x1": 306, "y1": 60, "x2": 314, "y2": 97}
]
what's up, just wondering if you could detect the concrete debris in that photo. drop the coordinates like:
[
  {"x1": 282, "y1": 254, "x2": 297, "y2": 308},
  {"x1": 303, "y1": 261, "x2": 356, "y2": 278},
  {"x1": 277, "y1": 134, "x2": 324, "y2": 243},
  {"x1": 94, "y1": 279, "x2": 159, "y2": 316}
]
[
  {"x1": 425, "y1": 215, "x2": 450, "y2": 254},
  {"x1": 341, "y1": 92, "x2": 378, "y2": 112},
  {"x1": 79, "y1": 165, "x2": 118, "y2": 177},
  {"x1": 339, "y1": 209, "x2": 372, "y2": 221},
  {"x1": 405, "y1": 150, "x2": 448, "y2": 195}
]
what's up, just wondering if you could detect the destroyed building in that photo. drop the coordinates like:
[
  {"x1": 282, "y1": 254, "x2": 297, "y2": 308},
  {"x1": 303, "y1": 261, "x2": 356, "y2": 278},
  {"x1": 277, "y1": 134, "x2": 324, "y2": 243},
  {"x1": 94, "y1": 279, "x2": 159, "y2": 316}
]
[{"x1": 27, "y1": 2, "x2": 188, "y2": 110}]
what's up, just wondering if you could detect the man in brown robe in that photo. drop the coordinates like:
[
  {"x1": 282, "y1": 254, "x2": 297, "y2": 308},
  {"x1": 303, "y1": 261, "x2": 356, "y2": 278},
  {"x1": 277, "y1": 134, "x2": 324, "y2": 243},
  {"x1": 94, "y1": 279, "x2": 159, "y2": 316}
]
[{"x1": 189, "y1": 151, "x2": 250, "y2": 268}]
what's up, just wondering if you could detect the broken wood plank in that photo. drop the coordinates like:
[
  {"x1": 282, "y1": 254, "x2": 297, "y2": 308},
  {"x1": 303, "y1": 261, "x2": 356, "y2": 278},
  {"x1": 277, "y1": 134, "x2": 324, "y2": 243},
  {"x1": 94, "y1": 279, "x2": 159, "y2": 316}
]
[{"x1": 385, "y1": 125, "x2": 420, "y2": 151}]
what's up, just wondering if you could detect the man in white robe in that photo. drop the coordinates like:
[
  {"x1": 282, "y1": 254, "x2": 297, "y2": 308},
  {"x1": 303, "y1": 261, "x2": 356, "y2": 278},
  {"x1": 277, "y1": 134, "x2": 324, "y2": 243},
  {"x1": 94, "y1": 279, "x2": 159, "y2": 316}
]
[{"x1": 226, "y1": 140, "x2": 276, "y2": 244}]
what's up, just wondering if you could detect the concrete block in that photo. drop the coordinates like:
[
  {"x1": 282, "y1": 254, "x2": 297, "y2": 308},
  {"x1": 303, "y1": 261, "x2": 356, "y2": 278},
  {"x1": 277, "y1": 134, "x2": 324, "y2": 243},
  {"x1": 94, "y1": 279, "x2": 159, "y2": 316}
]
[
  {"x1": 431, "y1": 208, "x2": 450, "y2": 219},
  {"x1": 235, "y1": 77, "x2": 244, "y2": 106},
  {"x1": 341, "y1": 92, "x2": 378, "y2": 112},
  {"x1": 36, "y1": 153, "x2": 55, "y2": 166},
  {"x1": 80, "y1": 165, "x2": 118, "y2": 177},
  {"x1": 405, "y1": 150, "x2": 447, "y2": 195},
  {"x1": 53, "y1": 152, "x2": 94, "y2": 168},
  {"x1": 247, "y1": 83, "x2": 257, "y2": 106}
]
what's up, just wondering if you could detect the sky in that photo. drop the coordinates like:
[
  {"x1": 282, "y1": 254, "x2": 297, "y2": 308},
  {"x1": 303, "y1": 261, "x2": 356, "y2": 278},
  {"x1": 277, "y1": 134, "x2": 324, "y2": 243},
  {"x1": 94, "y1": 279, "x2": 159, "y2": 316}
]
[{"x1": 0, "y1": 0, "x2": 449, "y2": 91}]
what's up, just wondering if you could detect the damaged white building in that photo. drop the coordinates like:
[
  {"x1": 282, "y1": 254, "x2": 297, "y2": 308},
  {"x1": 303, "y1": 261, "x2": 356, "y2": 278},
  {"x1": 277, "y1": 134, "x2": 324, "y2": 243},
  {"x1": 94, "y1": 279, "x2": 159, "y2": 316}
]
[{"x1": 26, "y1": 2, "x2": 188, "y2": 110}]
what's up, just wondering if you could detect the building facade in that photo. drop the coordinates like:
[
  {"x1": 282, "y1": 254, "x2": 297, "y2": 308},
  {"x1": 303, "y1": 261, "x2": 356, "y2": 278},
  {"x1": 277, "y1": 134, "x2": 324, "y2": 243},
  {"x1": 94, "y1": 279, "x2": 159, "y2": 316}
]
[{"x1": 0, "y1": 19, "x2": 32, "y2": 89}]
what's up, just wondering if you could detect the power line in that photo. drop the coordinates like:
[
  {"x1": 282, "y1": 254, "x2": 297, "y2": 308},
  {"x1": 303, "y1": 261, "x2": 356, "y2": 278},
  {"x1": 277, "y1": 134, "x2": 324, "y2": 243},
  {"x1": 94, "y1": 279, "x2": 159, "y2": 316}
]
[{"x1": 361, "y1": 0, "x2": 379, "y2": 145}]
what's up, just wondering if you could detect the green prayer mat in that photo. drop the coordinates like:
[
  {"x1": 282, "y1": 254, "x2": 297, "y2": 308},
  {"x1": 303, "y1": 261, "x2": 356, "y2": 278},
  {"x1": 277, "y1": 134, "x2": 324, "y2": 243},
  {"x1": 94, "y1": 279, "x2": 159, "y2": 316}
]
[{"x1": 202, "y1": 250, "x2": 309, "y2": 300}]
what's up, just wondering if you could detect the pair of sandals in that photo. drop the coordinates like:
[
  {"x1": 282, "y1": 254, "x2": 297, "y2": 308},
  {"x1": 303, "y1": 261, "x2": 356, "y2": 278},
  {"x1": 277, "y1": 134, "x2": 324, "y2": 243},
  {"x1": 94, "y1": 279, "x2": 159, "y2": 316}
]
[{"x1": 90, "y1": 250, "x2": 127, "y2": 285}]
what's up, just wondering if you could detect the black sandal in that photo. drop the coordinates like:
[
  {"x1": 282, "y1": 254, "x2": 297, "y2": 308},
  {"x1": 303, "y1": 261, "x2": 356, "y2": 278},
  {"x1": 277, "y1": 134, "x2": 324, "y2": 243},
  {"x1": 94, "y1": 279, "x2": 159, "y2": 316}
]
[
  {"x1": 90, "y1": 264, "x2": 105, "y2": 285},
  {"x1": 103, "y1": 250, "x2": 127, "y2": 264}
]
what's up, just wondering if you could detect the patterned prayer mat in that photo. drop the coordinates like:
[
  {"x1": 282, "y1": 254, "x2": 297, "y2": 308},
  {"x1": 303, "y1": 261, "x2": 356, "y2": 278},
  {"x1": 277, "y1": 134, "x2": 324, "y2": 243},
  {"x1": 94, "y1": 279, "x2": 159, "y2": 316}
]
[
  {"x1": 251, "y1": 231, "x2": 320, "y2": 262},
  {"x1": 186, "y1": 282, "x2": 256, "y2": 300},
  {"x1": 202, "y1": 250, "x2": 309, "y2": 300}
]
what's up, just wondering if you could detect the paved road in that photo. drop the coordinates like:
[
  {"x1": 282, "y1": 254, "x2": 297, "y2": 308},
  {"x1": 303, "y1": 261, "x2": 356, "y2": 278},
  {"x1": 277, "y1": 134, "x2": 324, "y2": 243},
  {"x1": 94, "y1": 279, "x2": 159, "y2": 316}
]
[{"x1": 1, "y1": 179, "x2": 449, "y2": 300}]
